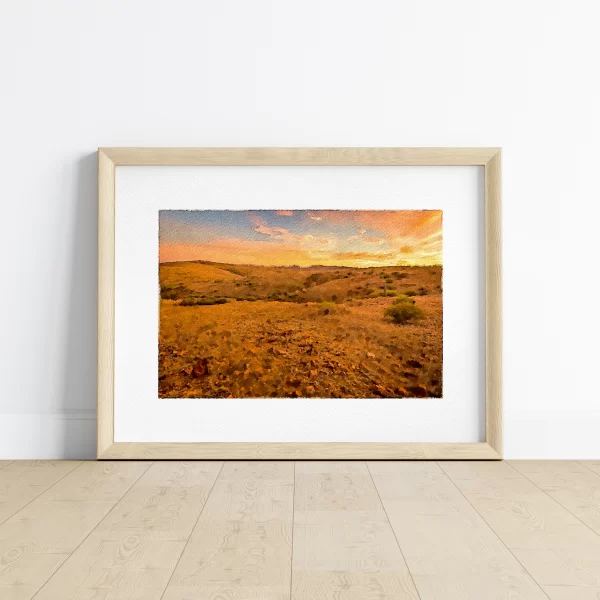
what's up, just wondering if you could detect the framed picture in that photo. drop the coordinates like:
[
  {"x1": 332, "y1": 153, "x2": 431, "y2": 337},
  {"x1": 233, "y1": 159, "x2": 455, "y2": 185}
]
[{"x1": 98, "y1": 148, "x2": 501, "y2": 459}]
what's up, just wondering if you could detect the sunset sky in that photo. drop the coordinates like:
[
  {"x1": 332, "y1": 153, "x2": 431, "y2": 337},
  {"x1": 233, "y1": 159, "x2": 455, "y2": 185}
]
[{"x1": 159, "y1": 210, "x2": 442, "y2": 267}]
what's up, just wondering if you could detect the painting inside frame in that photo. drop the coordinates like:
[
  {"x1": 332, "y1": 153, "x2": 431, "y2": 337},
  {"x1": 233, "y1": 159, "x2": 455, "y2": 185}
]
[{"x1": 158, "y1": 209, "x2": 443, "y2": 399}]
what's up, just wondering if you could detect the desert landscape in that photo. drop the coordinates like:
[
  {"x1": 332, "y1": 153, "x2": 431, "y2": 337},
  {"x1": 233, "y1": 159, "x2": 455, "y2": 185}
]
[
  {"x1": 159, "y1": 209, "x2": 443, "y2": 399},
  {"x1": 159, "y1": 261, "x2": 442, "y2": 398}
]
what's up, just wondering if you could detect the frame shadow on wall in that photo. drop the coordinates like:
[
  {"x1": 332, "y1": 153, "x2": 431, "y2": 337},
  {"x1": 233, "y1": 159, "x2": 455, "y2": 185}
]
[{"x1": 59, "y1": 153, "x2": 98, "y2": 457}]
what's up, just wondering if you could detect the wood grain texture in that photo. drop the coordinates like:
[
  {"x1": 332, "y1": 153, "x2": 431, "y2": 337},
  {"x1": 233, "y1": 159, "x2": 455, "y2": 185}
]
[
  {"x1": 510, "y1": 461, "x2": 600, "y2": 535},
  {"x1": 94, "y1": 461, "x2": 222, "y2": 541},
  {"x1": 542, "y1": 585, "x2": 600, "y2": 600},
  {"x1": 369, "y1": 461, "x2": 547, "y2": 599},
  {"x1": 581, "y1": 462, "x2": 600, "y2": 476},
  {"x1": 99, "y1": 442, "x2": 501, "y2": 460},
  {"x1": 100, "y1": 146, "x2": 500, "y2": 166},
  {"x1": 0, "y1": 461, "x2": 81, "y2": 524},
  {"x1": 97, "y1": 149, "x2": 116, "y2": 459},
  {"x1": 97, "y1": 147, "x2": 502, "y2": 460},
  {"x1": 3, "y1": 461, "x2": 600, "y2": 599},
  {"x1": 441, "y1": 460, "x2": 600, "y2": 595},
  {"x1": 0, "y1": 461, "x2": 150, "y2": 600},
  {"x1": 34, "y1": 462, "x2": 221, "y2": 600},
  {"x1": 485, "y1": 149, "x2": 503, "y2": 457},
  {"x1": 293, "y1": 461, "x2": 419, "y2": 599},
  {"x1": 162, "y1": 461, "x2": 293, "y2": 600}
]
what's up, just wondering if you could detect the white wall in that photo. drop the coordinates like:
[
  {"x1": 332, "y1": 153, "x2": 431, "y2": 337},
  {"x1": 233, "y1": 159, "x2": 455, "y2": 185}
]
[{"x1": 1, "y1": 0, "x2": 598, "y2": 459}]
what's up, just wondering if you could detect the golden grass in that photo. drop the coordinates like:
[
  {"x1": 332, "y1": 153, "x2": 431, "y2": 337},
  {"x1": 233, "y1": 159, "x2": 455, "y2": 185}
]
[{"x1": 159, "y1": 261, "x2": 442, "y2": 399}]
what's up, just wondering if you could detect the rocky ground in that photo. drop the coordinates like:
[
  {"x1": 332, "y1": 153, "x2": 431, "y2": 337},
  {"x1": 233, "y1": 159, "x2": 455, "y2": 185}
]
[{"x1": 159, "y1": 262, "x2": 442, "y2": 399}]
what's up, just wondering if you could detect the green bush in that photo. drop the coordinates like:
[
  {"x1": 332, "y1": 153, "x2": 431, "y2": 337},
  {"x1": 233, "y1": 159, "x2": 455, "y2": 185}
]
[
  {"x1": 393, "y1": 294, "x2": 415, "y2": 305},
  {"x1": 385, "y1": 302, "x2": 425, "y2": 324},
  {"x1": 161, "y1": 290, "x2": 179, "y2": 300},
  {"x1": 160, "y1": 283, "x2": 190, "y2": 300},
  {"x1": 317, "y1": 301, "x2": 337, "y2": 315},
  {"x1": 181, "y1": 296, "x2": 227, "y2": 306}
]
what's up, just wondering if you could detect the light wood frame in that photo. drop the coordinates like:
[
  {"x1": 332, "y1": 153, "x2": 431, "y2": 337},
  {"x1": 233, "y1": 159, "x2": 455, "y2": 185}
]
[{"x1": 98, "y1": 148, "x2": 502, "y2": 460}]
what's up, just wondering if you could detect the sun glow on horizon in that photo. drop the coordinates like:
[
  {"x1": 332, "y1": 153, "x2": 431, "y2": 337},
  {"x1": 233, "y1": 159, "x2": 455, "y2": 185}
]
[{"x1": 159, "y1": 210, "x2": 442, "y2": 268}]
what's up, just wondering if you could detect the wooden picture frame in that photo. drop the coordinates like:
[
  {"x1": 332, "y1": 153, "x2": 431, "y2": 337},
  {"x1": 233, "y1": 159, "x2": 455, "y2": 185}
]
[{"x1": 98, "y1": 148, "x2": 502, "y2": 460}]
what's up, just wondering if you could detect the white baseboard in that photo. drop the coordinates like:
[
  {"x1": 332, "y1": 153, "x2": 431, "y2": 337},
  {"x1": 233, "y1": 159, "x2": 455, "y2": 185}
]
[
  {"x1": 0, "y1": 412, "x2": 97, "y2": 459},
  {"x1": 1, "y1": 410, "x2": 598, "y2": 460},
  {"x1": 504, "y1": 411, "x2": 600, "y2": 460}
]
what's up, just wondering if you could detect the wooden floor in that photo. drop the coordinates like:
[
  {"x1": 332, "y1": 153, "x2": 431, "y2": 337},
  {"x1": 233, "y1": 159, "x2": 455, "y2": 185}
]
[{"x1": 1, "y1": 461, "x2": 600, "y2": 599}]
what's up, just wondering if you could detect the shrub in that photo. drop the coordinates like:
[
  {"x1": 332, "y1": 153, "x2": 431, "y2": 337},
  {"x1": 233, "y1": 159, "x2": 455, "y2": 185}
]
[
  {"x1": 418, "y1": 287, "x2": 428, "y2": 296},
  {"x1": 393, "y1": 294, "x2": 415, "y2": 305},
  {"x1": 181, "y1": 296, "x2": 227, "y2": 306},
  {"x1": 160, "y1": 283, "x2": 189, "y2": 300},
  {"x1": 385, "y1": 302, "x2": 425, "y2": 324},
  {"x1": 317, "y1": 301, "x2": 337, "y2": 315},
  {"x1": 405, "y1": 290, "x2": 418, "y2": 297}
]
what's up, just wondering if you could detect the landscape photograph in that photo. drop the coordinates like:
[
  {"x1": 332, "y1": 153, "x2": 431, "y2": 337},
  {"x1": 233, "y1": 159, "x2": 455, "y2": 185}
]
[{"x1": 159, "y1": 209, "x2": 443, "y2": 399}]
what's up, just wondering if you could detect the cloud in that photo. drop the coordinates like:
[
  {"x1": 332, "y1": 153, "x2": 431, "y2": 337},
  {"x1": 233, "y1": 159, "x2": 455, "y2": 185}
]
[
  {"x1": 161, "y1": 210, "x2": 442, "y2": 267},
  {"x1": 249, "y1": 213, "x2": 330, "y2": 247},
  {"x1": 250, "y1": 214, "x2": 300, "y2": 241},
  {"x1": 331, "y1": 251, "x2": 395, "y2": 262},
  {"x1": 275, "y1": 210, "x2": 293, "y2": 216}
]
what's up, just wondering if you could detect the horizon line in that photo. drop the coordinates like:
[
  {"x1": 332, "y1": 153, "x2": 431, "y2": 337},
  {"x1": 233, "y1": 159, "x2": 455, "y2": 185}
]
[{"x1": 159, "y1": 259, "x2": 442, "y2": 268}]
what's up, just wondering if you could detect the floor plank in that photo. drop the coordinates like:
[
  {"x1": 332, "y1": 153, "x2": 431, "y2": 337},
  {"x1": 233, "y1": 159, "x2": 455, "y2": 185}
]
[
  {"x1": 293, "y1": 461, "x2": 419, "y2": 600},
  {"x1": 510, "y1": 460, "x2": 600, "y2": 535},
  {"x1": 0, "y1": 461, "x2": 81, "y2": 524},
  {"x1": 2, "y1": 460, "x2": 600, "y2": 600},
  {"x1": 581, "y1": 462, "x2": 600, "y2": 477},
  {"x1": 0, "y1": 461, "x2": 151, "y2": 600},
  {"x1": 370, "y1": 461, "x2": 547, "y2": 599},
  {"x1": 33, "y1": 462, "x2": 222, "y2": 600},
  {"x1": 94, "y1": 461, "x2": 223, "y2": 541},
  {"x1": 441, "y1": 460, "x2": 600, "y2": 595},
  {"x1": 542, "y1": 585, "x2": 600, "y2": 599},
  {"x1": 162, "y1": 461, "x2": 293, "y2": 600}
]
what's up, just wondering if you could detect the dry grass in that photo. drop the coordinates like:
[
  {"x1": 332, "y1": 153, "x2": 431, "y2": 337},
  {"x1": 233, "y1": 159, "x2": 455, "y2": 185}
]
[{"x1": 159, "y1": 261, "x2": 443, "y2": 398}]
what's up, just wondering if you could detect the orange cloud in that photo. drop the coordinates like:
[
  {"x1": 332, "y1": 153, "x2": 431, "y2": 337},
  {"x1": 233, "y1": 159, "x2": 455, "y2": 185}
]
[
  {"x1": 160, "y1": 210, "x2": 442, "y2": 267},
  {"x1": 331, "y1": 251, "x2": 395, "y2": 262}
]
